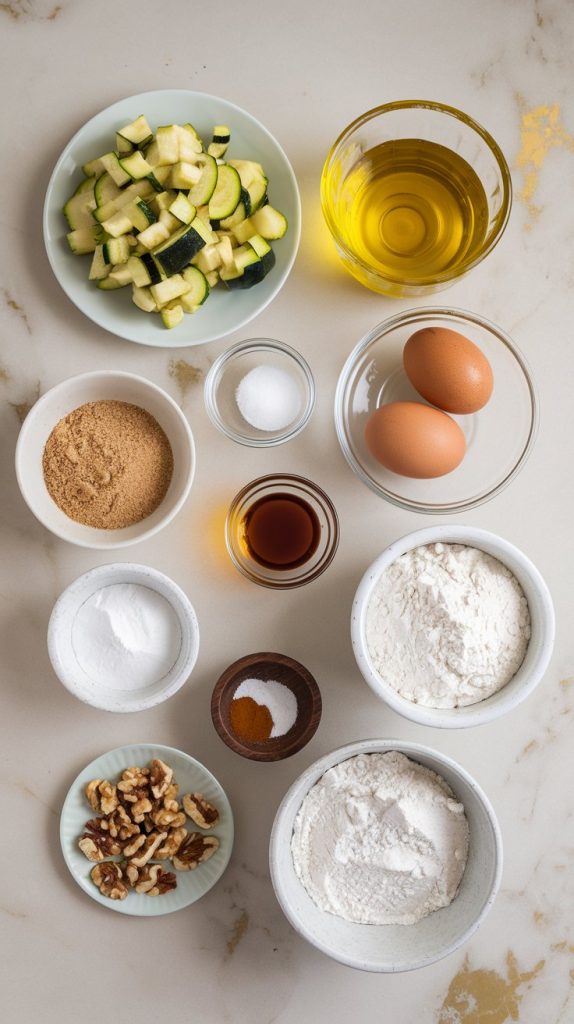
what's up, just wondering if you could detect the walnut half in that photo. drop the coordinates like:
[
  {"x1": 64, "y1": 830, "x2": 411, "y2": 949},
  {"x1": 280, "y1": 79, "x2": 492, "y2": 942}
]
[
  {"x1": 172, "y1": 833, "x2": 219, "y2": 871},
  {"x1": 91, "y1": 862, "x2": 128, "y2": 901},
  {"x1": 182, "y1": 792, "x2": 219, "y2": 830},
  {"x1": 124, "y1": 862, "x2": 177, "y2": 896}
]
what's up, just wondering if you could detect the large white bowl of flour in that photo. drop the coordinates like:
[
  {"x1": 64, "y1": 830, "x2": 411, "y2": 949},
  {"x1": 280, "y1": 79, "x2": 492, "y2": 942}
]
[
  {"x1": 269, "y1": 739, "x2": 502, "y2": 972},
  {"x1": 351, "y1": 526, "x2": 555, "y2": 728}
]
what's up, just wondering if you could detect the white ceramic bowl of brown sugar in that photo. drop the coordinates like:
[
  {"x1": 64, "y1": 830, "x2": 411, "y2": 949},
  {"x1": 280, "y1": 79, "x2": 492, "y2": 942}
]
[{"x1": 15, "y1": 371, "x2": 195, "y2": 549}]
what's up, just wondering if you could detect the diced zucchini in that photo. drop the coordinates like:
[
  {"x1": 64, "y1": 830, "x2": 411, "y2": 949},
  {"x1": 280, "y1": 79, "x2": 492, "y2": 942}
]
[
  {"x1": 181, "y1": 265, "x2": 210, "y2": 307},
  {"x1": 140, "y1": 251, "x2": 163, "y2": 284},
  {"x1": 208, "y1": 164, "x2": 241, "y2": 220},
  {"x1": 117, "y1": 115, "x2": 153, "y2": 146},
  {"x1": 94, "y1": 172, "x2": 122, "y2": 208},
  {"x1": 127, "y1": 255, "x2": 152, "y2": 287},
  {"x1": 63, "y1": 185, "x2": 96, "y2": 229},
  {"x1": 89, "y1": 245, "x2": 110, "y2": 280},
  {"x1": 153, "y1": 190, "x2": 178, "y2": 212},
  {"x1": 247, "y1": 174, "x2": 268, "y2": 213},
  {"x1": 150, "y1": 274, "x2": 190, "y2": 306},
  {"x1": 188, "y1": 153, "x2": 218, "y2": 206},
  {"x1": 248, "y1": 233, "x2": 272, "y2": 259},
  {"x1": 123, "y1": 197, "x2": 157, "y2": 232},
  {"x1": 219, "y1": 188, "x2": 251, "y2": 229},
  {"x1": 107, "y1": 264, "x2": 133, "y2": 287},
  {"x1": 232, "y1": 243, "x2": 261, "y2": 272},
  {"x1": 231, "y1": 217, "x2": 256, "y2": 245},
  {"x1": 97, "y1": 275, "x2": 127, "y2": 290},
  {"x1": 161, "y1": 303, "x2": 184, "y2": 329},
  {"x1": 158, "y1": 210, "x2": 181, "y2": 234},
  {"x1": 66, "y1": 225, "x2": 104, "y2": 254},
  {"x1": 250, "y1": 205, "x2": 288, "y2": 239},
  {"x1": 169, "y1": 162, "x2": 202, "y2": 189},
  {"x1": 228, "y1": 159, "x2": 265, "y2": 188},
  {"x1": 156, "y1": 125, "x2": 180, "y2": 165},
  {"x1": 208, "y1": 125, "x2": 231, "y2": 159},
  {"x1": 103, "y1": 236, "x2": 131, "y2": 265},
  {"x1": 178, "y1": 124, "x2": 203, "y2": 161},
  {"x1": 216, "y1": 235, "x2": 234, "y2": 268},
  {"x1": 100, "y1": 152, "x2": 131, "y2": 186},
  {"x1": 101, "y1": 210, "x2": 133, "y2": 237},
  {"x1": 115, "y1": 132, "x2": 134, "y2": 156},
  {"x1": 192, "y1": 243, "x2": 222, "y2": 274},
  {"x1": 74, "y1": 176, "x2": 97, "y2": 195},
  {"x1": 119, "y1": 151, "x2": 155, "y2": 180},
  {"x1": 153, "y1": 219, "x2": 210, "y2": 275},
  {"x1": 151, "y1": 165, "x2": 172, "y2": 186},
  {"x1": 132, "y1": 284, "x2": 157, "y2": 312},
  {"x1": 169, "y1": 192, "x2": 196, "y2": 224},
  {"x1": 143, "y1": 140, "x2": 160, "y2": 168},
  {"x1": 93, "y1": 180, "x2": 155, "y2": 223},
  {"x1": 205, "y1": 269, "x2": 219, "y2": 288},
  {"x1": 137, "y1": 221, "x2": 170, "y2": 250},
  {"x1": 82, "y1": 156, "x2": 106, "y2": 177}
]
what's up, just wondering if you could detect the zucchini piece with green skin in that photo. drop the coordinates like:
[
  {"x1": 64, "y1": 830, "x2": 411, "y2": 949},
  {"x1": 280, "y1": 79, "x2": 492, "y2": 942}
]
[
  {"x1": 169, "y1": 192, "x2": 196, "y2": 224},
  {"x1": 66, "y1": 225, "x2": 104, "y2": 254},
  {"x1": 92, "y1": 180, "x2": 155, "y2": 223},
  {"x1": 208, "y1": 125, "x2": 231, "y2": 159},
  {"x1": 97, "y1": 276, "x2": 127, "y2": 290},
  {"x1": 119, "y1": 151, "x2": 155, "y2": 180},
  {"x1": 228, "y1": 159, "x2": 264, "y2": 188},
  {"x1": 181, "y1": 265, "x2": 210, "y2": 307},
  {"x1": 153, "y1": 219, "x2": 211, "y2": 276},
  {"x1": 188, "y1": 153, "x2": 218, "y2": 206},
  {"x1": 127, "y1": 255, "x2": 152, "y2": 287},
  {"x1": 101, "y1": 210, "x2": 133, "y2": 238},
  {"x1": 161, "y1": 303, "x2": 184, "y2": 329},
  {"x1": 94, "y1": 172, "x2": 123, "y2": 208},
  {"x1": 250, "y1": 205, "x2": 288, "y2": 239},
  {"x1": 103, "y1": 236, "x2": 131, "y2": 266},
  {"x1": 220, "y1": 242, "x2": 276, "y2": 289},
  {"x1": 115, "y1": 133, "x2": 134, "y2": 156},
  {"x1": 89, "y1": 245, "x2": 110, "y2": 281},
  {"x1": 246, "y1": 174, "x2": 268, "y2": 213},
  {"x1": 107, "y1": 264, "x2": 133, "y2": 287},
  {"x1": 178, "y1": 124, "x2": 203, "y2": 161},
  {"x1": 100, "y1": 153, "x2": 131, "y2": 187},
  {"x1": 158, "y1": 209, "x2": 181, "y2": 234},
  {"x1": 122, "y1": 198, "x2": 157, "y2": 232},
  {"x1": 140, "y1": 251, "x2": 162, "y2": 285},
  {"x1": 117, "y1": 115, "x2": 153, "y2": 146},
  {"x1": 63, "y1": 184, "x2": 97, "y2": 229},
  {"x1": 73, "y1": 175, "x2": 97, "y2": 195},
  {"x1": 208, "y1": 164, "x2": 241, "y2": 220},
  {"x1": 216, "y1": 187, "x2": 251, "y2": 229},
  {"x1": 153, "y1": 190, "x2": 178, "y2": 212}
]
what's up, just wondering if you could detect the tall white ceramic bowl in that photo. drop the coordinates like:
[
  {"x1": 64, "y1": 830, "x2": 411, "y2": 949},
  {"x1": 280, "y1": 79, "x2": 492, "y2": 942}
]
[
  {"x1": 351, "y1": 526, "x2": 555, "y2": 728},
  {"x1": 270, "y1": 738, "x2": 502, "y2": 972},
  {"x1": 15, "y1": 371, "x2": 195, "y2": 549},
  {"x1": 48, "y1": 563, "x2": 200, "y2": 712}
]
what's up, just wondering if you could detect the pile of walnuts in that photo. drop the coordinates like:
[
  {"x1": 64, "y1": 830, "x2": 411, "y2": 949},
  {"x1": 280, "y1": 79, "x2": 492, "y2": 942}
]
[{"x1": 78, "y1": 758, "x2": 220, "y2": 900}]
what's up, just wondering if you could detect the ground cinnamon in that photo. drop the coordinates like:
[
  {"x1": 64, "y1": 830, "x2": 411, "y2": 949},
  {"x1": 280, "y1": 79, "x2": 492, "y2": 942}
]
[
  {"x1": 229, "y1": 696, "x2": 273, "y2": 742},
  {"x1": 42, "y1": 400, "x2": 173, "y2": 529}
]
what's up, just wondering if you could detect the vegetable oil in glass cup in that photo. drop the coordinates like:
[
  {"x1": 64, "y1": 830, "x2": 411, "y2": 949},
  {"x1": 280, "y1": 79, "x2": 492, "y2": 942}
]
[{"x1": 321, "y1": 101, "x2": 512, "y2": 297}]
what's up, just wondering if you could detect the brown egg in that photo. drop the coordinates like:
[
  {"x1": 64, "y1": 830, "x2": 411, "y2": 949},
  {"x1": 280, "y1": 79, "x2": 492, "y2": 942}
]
[
  {"x1": 365, "y1": 402, "x2": 466, "y2": 478},
  {"x1": 403, "y1": 327, "x2": 494, "y2": 414}
]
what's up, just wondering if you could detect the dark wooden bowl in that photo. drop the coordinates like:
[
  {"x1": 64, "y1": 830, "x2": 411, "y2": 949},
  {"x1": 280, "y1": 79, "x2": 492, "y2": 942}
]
[{"x1": 211, "y1": 652, "x2": 322, "y2": 762}]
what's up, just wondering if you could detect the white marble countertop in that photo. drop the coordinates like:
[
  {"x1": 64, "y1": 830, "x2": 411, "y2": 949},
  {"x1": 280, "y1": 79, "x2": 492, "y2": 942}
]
[{"x1": 1, "y1": 1, "x2": 573, "y2": 1021}]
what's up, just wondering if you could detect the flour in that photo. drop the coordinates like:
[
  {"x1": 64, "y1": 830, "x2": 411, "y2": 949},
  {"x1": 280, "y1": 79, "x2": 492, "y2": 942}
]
[
  {"x1": 365, "y1": 543, "x2": 531, "y2": 709},
  {"x1": 291, "y1": 751, "x2": 469, "y2": 925}
]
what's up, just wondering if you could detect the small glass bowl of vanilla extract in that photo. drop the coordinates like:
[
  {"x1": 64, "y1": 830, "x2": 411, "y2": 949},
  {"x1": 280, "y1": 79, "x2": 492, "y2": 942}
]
[{"x1": 225, "y1": 474, "x2": 339, "y2": 589}]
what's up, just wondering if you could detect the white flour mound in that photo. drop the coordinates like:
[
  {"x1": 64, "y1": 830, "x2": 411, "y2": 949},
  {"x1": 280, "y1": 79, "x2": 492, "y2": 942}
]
[
  {"x1": 291, "y1": 751, "x2": 469, "y2": 925},
  {"x1": 365, "y1": 543, "x2": 531, "y2": 709}
]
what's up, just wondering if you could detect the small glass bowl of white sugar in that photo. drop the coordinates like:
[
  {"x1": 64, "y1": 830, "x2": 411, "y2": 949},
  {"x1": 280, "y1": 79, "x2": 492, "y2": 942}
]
[
  {"x1": 204, "y1": 338, "x2": 315, "y2": 447},
  {"x1": 48, "y1": 563, "x2": 199, "y2": 712}
]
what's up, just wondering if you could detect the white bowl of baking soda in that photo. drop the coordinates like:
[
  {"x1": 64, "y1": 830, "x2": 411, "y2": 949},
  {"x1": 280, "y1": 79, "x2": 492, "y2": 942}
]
[
  {"x1": 270, "y1": 738, "x2": 503, "y2": 972},
  {"x1": 351, "y1": 525, "x2": 555, "y2": 728},
  {"x1": 48, "y1": 563, "x2": 199, "y2": 712}
]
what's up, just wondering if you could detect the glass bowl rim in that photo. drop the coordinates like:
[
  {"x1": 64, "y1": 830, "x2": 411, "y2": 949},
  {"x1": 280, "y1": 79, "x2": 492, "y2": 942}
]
[
  {"x1": 204, "y1": 338, "x2": 316, "y2": 448},
  {"x1": 321, "y1": 98, "x2": 513, "y2": 289},
  {"x1": 334, "y1": 306, "x2": 539, "y2": 514},
  {"x1": 225, "y1": 473, "x2": 340, "y2": 589}
]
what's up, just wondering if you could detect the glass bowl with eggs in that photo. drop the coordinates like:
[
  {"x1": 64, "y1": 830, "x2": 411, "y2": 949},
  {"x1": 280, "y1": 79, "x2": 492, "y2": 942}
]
[{"x1": 334, "y1": 308, "x2": 538, "y2": 514}]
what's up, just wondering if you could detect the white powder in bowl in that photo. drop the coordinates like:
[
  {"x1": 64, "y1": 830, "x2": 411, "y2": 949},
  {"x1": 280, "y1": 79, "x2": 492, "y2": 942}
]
[
  {"x1": 291, "y1": 751, "x2": 469, "y2": 925},
  {"x1": 365, "y1": 543, "x2": 531, "y2": 709},
  {"x1": 235, "y1": 365, "x2": 302, "y2": 431}
]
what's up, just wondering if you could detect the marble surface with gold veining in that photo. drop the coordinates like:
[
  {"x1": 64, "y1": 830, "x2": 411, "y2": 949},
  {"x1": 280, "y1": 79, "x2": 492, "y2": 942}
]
[{"x1": 1, "y1": 1, "x2": 573, "y2": 1021}]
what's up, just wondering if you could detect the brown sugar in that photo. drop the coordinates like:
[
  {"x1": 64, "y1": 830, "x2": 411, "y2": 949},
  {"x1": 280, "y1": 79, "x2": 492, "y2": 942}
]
[{"x1": 42, "y1": 400, "x2": 174, "y2": 529}]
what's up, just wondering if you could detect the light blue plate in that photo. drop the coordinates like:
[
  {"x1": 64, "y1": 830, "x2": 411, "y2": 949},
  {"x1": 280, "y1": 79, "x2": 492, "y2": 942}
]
[
  {"x1": 43, "y1": 90, "x2": 301, "y2": 348},
  {"x1": 60, "y1": 743, "x2": 234, "y2": 915}
]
